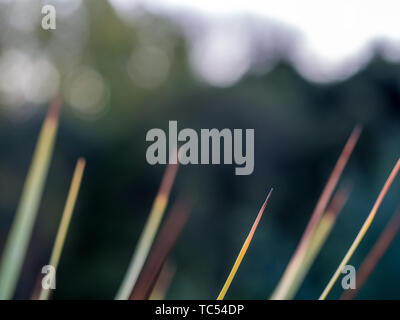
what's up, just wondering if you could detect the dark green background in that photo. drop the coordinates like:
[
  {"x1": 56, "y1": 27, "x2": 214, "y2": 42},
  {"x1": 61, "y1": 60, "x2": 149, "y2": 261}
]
[{"x1": 0, "y1": 1, "x2": 399, "y2": 299}]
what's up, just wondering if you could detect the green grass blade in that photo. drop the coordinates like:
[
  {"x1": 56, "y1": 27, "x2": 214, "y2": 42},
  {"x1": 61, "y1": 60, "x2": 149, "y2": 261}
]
[
  {"x1": 39, "y1": 158, "x2": 86, "y2": 300},
  {"x1": 149, "y1": 261, "x2": 176, "y2": 300},
  {"x1": 281, "y1": 188, "x2": 350, "y2": 299},
  {"x1": 115, "y1": 161, "x2": 179, "y2": 300},
  {"x1": 217, "y1": 189, "x2": 273, "y2": 300},
  {"x1": 0, "y1": 97, "x2": 62, "y2": 299},
  {"x1": 271, "y1": 125, "x2": 361, "y2": 300},
  {"x1": 340, "y1": 207, "x2": 400, "y2": 300},
  {"x1": 130, "y1": 198, "x2": 190, "y2": 300},
  {"x1": 319, "y1": 158, "x2": 400, "y2": 300}
]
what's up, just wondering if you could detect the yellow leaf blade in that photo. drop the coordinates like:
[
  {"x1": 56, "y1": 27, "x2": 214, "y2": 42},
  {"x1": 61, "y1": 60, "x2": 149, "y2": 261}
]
[{"x1": 217, "y1": 188, "x2": 273, "y2": 300}]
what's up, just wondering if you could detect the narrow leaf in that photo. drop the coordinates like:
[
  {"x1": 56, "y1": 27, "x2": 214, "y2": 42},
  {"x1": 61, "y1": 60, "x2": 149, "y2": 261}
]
[
  {"x1": 116, "y1": 159, "x2": 179, "y2": 300},
  {"x1": 217, "y1": 188, "x2": 273, "y2": 300},
  {"x1": 149, "y1": 261, "x2": 176, "y2": 300},
  {"x1": 271, "y1": 125, "x2": 362, "y2": 299},
  {"x1": 282, "y1": 187, "x2": 350, "y2": 299},
  {"x1": 130, "y1": 198, "x2": 190, "y2": 300},
  {"x1": 0, "y1": 97, "x2": 62, "y2": 299},
  {"x1": 340, "y1": 208, "x2": 400, "y2": 300},
  {"x1": 39, "y1": 158, "x2": 86, "y2": 300},
  {"x1": 319, "y1": 158, "x2": 400, "y2": 300}
]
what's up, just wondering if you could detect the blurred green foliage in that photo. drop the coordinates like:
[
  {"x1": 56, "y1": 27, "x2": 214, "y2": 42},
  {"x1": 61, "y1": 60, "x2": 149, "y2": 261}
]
[{"x1": 0, "y1": 1, "x2": 399, "y2": 299}]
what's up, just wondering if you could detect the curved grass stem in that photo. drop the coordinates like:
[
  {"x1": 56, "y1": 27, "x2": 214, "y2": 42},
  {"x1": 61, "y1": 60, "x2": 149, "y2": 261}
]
[{"x1": 319, "y1": 158, "x2": 400, "y2": 300}]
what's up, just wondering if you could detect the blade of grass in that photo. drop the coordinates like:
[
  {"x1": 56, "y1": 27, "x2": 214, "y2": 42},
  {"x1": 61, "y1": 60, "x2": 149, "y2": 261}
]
[
  {"x1": 116, "y1": 158, "x2": 179, "y2": 300},
  {"x1": 282, "y1": 187, "x2": 351, "y2": 299},
  {"x1": 130, "y1": 197, "x2": 191, "y2": 300},
  {"x1": 149, "y1": 261, "x2": 176, "y2": 300},
  {"x1": 271, "y1": 125, "x2": 362, "y2": 300},
  {"x1": 38, "y1": 158, "x2": 86, "y2": 300},
  {"x1": 0, "y1": 97, "x2": 62, "y2": 299},
  {"x1": 217, "y1": 188, "x2": 273, "y2": 300},
  {"x1": 319, "y1": 158, "x2": 400, "y2": 300},
  {"x1": 340, "y1": 208, "x2": 400, "y2": 300}
]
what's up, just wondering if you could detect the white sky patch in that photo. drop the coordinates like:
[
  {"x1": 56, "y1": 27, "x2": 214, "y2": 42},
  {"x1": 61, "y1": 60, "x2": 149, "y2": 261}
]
[
  {"x1": 189, "y1": 25, "x2": 252, "y2": 87},
  {"x1": 109, "y1": 0, "x2": 400, "y2": 84}
]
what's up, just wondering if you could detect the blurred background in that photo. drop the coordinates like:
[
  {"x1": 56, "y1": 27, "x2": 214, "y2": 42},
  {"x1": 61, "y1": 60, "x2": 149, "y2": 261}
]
[{"x1": 0, "y1": 0, "x2": 399, "y2": 299}]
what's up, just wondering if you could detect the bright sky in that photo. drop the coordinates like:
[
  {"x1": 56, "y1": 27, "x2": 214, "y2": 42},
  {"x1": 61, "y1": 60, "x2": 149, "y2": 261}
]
[
  {"x1": 109, "y1": 0, "x2": 400, "y2": 85},
  {"x1": 1, "y1": 0, "x2": 399, "y2": 117}
]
